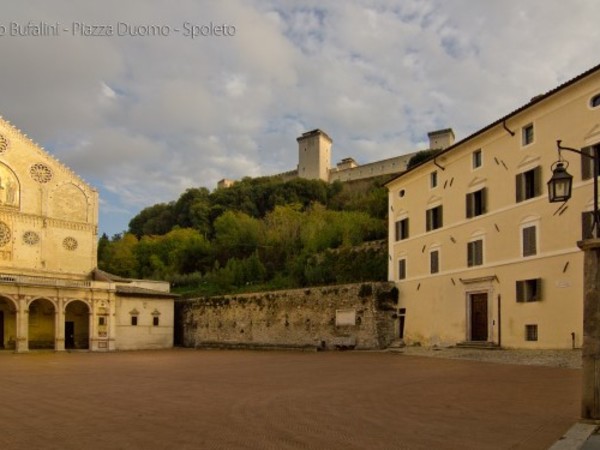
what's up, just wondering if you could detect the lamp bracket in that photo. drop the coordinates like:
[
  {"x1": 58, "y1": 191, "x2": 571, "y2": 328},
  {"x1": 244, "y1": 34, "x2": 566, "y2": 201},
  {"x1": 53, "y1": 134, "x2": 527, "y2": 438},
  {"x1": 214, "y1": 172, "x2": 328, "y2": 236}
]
[{"x1": 557, "y1": 140, "x2": 595, "y2": 159}]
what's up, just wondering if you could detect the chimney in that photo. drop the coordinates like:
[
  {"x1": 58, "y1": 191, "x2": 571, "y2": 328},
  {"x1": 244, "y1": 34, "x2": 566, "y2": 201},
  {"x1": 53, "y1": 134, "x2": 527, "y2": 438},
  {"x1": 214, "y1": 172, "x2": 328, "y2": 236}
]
[{"x1": 428, "y1": 128, "x2": 455, "y2": 150}]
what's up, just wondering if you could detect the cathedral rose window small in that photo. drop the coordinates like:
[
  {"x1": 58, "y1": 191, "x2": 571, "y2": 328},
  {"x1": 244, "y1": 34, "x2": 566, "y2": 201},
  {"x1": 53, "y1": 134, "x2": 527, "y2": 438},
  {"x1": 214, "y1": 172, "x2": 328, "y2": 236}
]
[
  {"x1": 30, "y1": 163, "x2": 53, "y2": 183},
  {"x1": 23, "y1": 231, "x2": 39, "y2": 245},
  {"x1": 63, "y1": 236, "x2": 78, "y2": 251}
]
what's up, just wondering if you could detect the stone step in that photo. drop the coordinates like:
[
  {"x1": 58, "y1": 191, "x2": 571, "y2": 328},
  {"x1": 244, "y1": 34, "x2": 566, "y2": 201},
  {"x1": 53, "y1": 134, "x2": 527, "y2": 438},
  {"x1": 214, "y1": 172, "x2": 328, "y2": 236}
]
[{"x1": 455, "y1": 341, "x2": 501, "y2": 350}]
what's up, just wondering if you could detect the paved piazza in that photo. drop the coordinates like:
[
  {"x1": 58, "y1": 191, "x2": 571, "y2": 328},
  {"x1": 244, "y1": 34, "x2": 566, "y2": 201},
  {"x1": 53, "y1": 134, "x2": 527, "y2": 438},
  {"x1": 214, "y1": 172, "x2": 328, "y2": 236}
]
[{"x1": 0, "y1": 349, "x2": 580, "y2": 449}]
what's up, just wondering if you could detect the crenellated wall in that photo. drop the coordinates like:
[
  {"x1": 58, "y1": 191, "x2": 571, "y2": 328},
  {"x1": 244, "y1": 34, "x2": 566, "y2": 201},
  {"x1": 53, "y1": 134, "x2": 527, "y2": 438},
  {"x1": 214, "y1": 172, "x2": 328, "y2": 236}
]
[{"x1": 176, "y1": 281, "x2": 399, "y2": 350}]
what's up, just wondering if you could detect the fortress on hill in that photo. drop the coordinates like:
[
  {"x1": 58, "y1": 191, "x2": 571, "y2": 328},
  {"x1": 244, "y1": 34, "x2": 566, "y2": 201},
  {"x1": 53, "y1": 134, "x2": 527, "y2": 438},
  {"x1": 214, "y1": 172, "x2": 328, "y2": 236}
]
[{"x1": 217, "y1": 127, "x2": 456, "y2": 188}]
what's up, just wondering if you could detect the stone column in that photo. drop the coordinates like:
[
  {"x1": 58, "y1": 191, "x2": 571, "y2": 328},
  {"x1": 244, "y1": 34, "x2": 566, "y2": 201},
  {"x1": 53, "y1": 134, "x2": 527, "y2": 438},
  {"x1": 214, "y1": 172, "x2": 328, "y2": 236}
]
[
  {"x1": 578, "y1": 238, "x2": 600, "y2": 419},
  {"x1": 88, "y1": 306, "x2": 94, "y2": 351},
  {"x1": 55, "y1": 297, "x2": 65, "y2": 352},
  {"x1": 108, "y1": 298, "x2": 117, "y2": 351},
  {"x1": 15, "y1": 296, "x2": 28, "y2": 353}
]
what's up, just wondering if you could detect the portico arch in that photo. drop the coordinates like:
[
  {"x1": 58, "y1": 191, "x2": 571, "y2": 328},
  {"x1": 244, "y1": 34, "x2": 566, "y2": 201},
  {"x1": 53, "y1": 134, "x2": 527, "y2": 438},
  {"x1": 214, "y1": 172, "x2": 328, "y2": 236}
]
[
  {"x1": 28, "y1": 298, "x2": 56, "y2": 350},
  {"x1": 64, "y1": 300, "x2": 90, "y2": 350},
  {"x1": 0, "y1": 296, "x2": 17, "y2": 349}
]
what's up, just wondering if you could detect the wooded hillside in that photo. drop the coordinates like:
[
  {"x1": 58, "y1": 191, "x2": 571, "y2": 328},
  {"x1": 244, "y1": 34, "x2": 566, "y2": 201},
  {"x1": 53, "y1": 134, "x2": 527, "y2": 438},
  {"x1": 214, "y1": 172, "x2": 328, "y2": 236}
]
[{"x1": 98, "y1": 175, "x2": 391, "y2": 296}]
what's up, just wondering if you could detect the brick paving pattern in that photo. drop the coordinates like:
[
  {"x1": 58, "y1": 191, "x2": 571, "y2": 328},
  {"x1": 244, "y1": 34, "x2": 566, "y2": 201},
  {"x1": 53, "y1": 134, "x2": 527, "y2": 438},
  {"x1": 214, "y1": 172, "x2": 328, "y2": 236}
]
[{"x1": 0, "y1": 349, "x2": 580, "y2": 449}]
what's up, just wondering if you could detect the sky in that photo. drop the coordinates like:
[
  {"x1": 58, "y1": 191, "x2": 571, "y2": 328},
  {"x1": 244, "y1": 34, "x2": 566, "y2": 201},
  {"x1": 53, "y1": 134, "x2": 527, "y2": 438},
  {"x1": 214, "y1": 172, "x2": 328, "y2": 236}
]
[{"x1": 1, "y1": 1, "x2": 599, "y2": 237}]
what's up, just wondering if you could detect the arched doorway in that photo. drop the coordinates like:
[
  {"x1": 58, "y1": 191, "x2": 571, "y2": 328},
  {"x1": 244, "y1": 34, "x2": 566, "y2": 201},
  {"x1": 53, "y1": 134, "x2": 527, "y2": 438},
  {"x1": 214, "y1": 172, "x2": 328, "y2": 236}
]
[
  {"x1": 0, "y1": 297, "x2": 17, "y2": 350},
  {"x1": 28, "y1": 299, "x2": 55, "y2": 350},
  {"x1": 65, "y1": 300, "x2": 90, "y2": 350}
]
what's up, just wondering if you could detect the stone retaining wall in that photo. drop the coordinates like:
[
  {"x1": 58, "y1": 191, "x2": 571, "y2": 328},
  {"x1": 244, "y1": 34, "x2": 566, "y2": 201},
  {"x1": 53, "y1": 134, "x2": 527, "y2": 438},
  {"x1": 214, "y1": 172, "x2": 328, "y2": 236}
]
[{"x1": 176, "y1": 282, "x2": 398, "y2": 350}]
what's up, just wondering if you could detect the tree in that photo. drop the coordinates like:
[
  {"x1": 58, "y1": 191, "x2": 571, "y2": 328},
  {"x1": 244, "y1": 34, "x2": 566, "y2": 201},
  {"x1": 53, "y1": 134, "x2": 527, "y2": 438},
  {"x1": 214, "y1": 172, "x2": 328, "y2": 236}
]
[
  {"x1": 97, "y1": 233, "x2": 111, "y2": 269},
  {"x1": 213, "y1": 211, "x2": 263, "y2": 261},
  {"x1": 135, "y1": 228, "x2": 211, "y2": 278},
  {"x1": 102, "y1": 233, "x2": 139, "y2": 278},
  {"x1": 173, "y1": 188, "x2": 211, "y2": 236},
  {"x1": 262, "y1": 204, "x2": 304, "y2": 273},
  {"x1": 128, "y1": 203, "x2": 175, "y2": 237},
  {"x1": 407, "y1": 149, "x2": 441, "y2": 169}
]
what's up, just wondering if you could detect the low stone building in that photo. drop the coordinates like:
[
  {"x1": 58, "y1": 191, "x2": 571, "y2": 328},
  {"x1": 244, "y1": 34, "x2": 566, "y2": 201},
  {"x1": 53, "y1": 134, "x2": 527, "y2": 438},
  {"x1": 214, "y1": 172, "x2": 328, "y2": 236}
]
[{"x1": 0, "y1": 115, "x2": 176, "y2": 352}]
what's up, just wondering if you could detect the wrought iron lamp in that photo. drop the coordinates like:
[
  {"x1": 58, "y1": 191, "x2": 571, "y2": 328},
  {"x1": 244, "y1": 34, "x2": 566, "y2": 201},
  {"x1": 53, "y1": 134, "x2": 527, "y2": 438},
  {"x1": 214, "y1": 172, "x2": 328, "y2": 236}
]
[
  {"x1": 547, "y1": 160, "x2": 573, "y2": 203},
  {"x1": 548, "y1": 140, "x2": 599, "y2": 238},
  {"x1": 547, "y1": 139, "x2": 600, "y2": 420}
]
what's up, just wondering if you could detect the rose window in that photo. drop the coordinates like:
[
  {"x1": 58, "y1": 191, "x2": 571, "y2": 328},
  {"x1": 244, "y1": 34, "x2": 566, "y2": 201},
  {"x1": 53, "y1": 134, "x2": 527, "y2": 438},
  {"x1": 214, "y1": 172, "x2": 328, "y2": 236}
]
[
  {"x1": 30, "y1": 163, "x2": 53, "y2": 183},
  {"x1": 63, "y1": 237, "x2": 78, "y2": 251},
  {"x1": 23, "y1": 231, "x2": 40, "y2": 245}
]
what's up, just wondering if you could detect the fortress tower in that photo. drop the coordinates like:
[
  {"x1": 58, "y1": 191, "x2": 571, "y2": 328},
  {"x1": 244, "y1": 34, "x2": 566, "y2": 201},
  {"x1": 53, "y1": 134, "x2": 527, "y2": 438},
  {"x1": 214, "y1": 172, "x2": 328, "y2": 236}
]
[{"x1": 297, "y1": 129, "x2": 332, "y2": 181}]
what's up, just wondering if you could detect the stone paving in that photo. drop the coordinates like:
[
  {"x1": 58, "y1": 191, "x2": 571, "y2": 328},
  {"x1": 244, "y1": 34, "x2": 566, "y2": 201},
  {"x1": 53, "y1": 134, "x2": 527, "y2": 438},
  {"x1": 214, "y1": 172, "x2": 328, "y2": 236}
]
[
  {"x1": 396, "y1": 346, "x2": 583, "y2": 369},
  {"x1": 0, "y1": 348, "x2": 581, "y2": 449}
]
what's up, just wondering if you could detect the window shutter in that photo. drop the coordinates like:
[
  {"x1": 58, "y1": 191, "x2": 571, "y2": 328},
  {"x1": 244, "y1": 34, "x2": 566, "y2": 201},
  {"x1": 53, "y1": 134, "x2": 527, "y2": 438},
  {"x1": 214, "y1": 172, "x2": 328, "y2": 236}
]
[
  {"x1": 582, "y1": 211, "x2": 594, "y2": 239},
  {"x1": 534, "y1": 278, "x2": 542, "y2": 301},
  {"x1": 398, "y1": 259, "x2": 406, "y2": 280},
  {"x1": 522, "y1": 226, "x2": 537, "y2": 256},
  {"x1": 395, "y1": 221, "x2": 400, "y2": 241},
  {"x1": 533, "y1": 166, "x2": 542, "y2": 197},
  {"x1": 466, "y1": 192, "x2": 473, "y2": 218},
  {"x1": 426, "y1": 209, "x2": 432, "y2": 231},
  {"x1": 516, "y1": 281, "x2": 524, "y2": 302},
  {"x1": 516, "y1": 173, "x2": 524, "y2": 202},
  {"x1": 430, "y1": 251, "x2": 439, "y2": 274},
  {"x1": 438, "y1": 205, "x2": 443, "y2": 228},
  {"x1": 481, "y1": 188, "x2": 487, "y2": 214},
  {"x1": 467, "y1": 242, "x2": 473, "y2": 267},
  {"x1": 582, "y1": 147, "x2": 592, "y2": 180}
]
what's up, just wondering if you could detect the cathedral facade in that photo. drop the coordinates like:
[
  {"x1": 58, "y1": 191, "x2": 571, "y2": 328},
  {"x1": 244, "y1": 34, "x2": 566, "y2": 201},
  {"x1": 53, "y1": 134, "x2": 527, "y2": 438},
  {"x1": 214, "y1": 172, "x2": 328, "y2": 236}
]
[{"x1": 0, "y1": 116, "x2": 175, "y2": 352}]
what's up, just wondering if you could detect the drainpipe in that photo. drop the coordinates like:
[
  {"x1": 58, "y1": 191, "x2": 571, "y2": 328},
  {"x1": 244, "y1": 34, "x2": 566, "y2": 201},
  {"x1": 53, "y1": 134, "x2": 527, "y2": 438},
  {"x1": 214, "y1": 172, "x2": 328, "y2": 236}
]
[
  {"x1": 502, "y1": 120, "x2": 515, "y2": 137},
  {"x1": 433, "y1": 157, "x2": 445, "y2": 171},
  {"x1": 497, "y1": 294, "x2": 502, "y2": 348}
]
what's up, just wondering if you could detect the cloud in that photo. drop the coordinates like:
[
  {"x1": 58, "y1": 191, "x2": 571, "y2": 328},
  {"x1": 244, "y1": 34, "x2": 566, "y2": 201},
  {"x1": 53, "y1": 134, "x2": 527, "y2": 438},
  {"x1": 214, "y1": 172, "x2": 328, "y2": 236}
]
[{"x1": 1, "y1": 0, "x2": 599, "y2": 235}]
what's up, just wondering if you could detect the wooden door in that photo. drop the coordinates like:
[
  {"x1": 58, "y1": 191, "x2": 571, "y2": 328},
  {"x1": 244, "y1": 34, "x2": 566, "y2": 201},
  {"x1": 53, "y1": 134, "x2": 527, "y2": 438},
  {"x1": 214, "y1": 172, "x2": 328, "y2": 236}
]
[
  {"x1": 65, "y1": 321, "x2": 75, "y2": 349},
  {"x1": 470, "y1": 294, "x2": 488, "y2": 341}
]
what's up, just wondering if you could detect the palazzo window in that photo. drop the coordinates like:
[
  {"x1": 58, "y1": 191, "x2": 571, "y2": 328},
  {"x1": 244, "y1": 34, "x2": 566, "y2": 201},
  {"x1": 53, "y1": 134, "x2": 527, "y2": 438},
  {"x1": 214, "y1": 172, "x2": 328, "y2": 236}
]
[
  {"x1": 152, "y1": 309, "x2": 161, "y2": 327},
  {"x1": 516, "y1": 166, "x2": 542, "y2": 202},
  {"x1": 430, "y1": 171, "x2": 438, "y2": 188},
  {"x1": 426, "y1": 205, "x2": 443, "y2": 231},
  {"x1": 398, "y1": 258, "x2": 406, "y2": 281},
  {"x1": 472, "y1": 149, "x2": 482, "y2": 169},
  {"x1": 467, "y1": 239, "x2": 483, "y2": 267},
  {"x1": 516, "y1": 278, "x2": 542, "y2": 302},
  {"x1": 525, "y1": 324, "x2": 538, "y2": 341},
  {"x1": 466, "y1": 188, "x2": 487, "y2": 218},
  {"x1": 522, "y1": 225, "x2": 537, "y2": 257},
  {"x1": 430, "y1": 250, "x2": 440, "y2": 274},
  {"x1": 129, "y1": 308, "x2": 140, "y2": 326},
  {"x1": 395, "y1": 218, "x2": 409, "y2": 241},
  {"x1": 522, "y1": 123, "x2": 534, "y2": 146}
]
